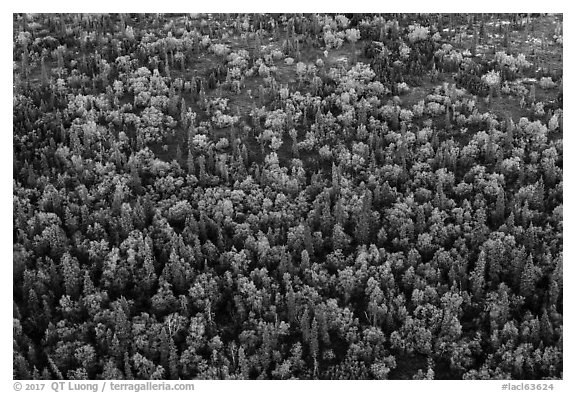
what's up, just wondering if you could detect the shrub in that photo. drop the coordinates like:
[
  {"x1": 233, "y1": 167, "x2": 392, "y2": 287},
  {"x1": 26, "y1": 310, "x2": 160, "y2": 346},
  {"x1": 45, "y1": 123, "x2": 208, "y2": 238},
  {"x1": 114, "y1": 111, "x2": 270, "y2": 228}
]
[{"x1": 539, "y1": 77, "x2": 556, "y2": 90}]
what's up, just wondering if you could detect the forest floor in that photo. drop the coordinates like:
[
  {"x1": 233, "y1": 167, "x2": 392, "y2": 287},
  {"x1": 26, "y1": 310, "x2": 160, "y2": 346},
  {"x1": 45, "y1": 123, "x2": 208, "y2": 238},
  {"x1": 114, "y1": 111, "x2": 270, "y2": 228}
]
[
  {"x1": 16, "y1": 14, "x2": 563, "y2": 170},
  {"x1": 163, "y1": 14, "x2": 563, "y2": 169}
]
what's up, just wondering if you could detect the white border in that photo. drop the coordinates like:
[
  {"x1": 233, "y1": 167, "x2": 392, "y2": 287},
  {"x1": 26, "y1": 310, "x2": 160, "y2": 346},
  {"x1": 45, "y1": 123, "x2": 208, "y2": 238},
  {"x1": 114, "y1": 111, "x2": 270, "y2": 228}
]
[{"x1": 3, "y1": 2, "x2": 573, "y2": 391}]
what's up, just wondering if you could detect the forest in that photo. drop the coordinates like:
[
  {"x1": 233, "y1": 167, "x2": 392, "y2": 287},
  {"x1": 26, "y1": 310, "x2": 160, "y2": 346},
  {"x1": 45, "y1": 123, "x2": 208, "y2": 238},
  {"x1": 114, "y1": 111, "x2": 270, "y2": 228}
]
[{"x1": 13, "y1": 13, "x2": 563, "y2": 380}]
